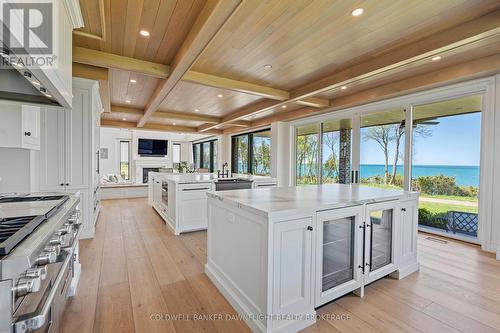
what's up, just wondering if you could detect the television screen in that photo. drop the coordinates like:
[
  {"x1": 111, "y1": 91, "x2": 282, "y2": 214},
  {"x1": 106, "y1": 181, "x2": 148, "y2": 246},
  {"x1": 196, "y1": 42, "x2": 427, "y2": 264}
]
[{"x1": 138, "y1": 139, "x2": 168, "y2": 156}]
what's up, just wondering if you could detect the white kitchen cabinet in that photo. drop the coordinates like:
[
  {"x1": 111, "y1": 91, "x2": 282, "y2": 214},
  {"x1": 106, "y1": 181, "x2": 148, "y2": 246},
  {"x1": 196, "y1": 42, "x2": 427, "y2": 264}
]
[
  {"x1": 0, "y1": 102, "x2": 40, "y2": 150},
  {"x1": 391, "y1": 199, "x2": 419, "y2": 279},
  {"x1": 21, "y1": 105, "x2": 41, "y2": 149},
  {"x1": 177, "y1": 183, "x2": 212, "y2": 232},
  {"x1": 315, "y1": 206, "x2": 364, "y2": 307},
  {"x1": 272, "y1": 218, "x2": 313, "y2": 317},
  {"x1": 37, "y1": 78, "x2": 102, "y2": 239},
  {"x1": 363, "y1": 200, "x2": 399, "y2": 284}
]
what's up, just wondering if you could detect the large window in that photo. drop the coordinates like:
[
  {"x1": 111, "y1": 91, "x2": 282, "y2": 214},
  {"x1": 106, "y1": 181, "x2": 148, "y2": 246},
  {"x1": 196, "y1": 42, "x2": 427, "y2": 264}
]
[
  {"x1": 232, "y1": 129, "x2": 271, "y2": 175},
  {"x1": 296, "y1": 124, "x2": 319, "y2": 185},
  {"x1": 360, "y1": 108, "x2": 406, "y2": 190},
  {"x1": 296, "y1": 119, "x2": 352, "y2": 185},
  {"x1": 411, "y1": 95, "x2": 481, "y2": 239},
  {"x1": 193, "y1": 140, "x2": 217, "y2": 172},
  {"x1": 119, "y1": 140, "x2": 130, "y2": 180},
  {"x1": 173, "y1": 143, "x2": 181, "y2": 163}
]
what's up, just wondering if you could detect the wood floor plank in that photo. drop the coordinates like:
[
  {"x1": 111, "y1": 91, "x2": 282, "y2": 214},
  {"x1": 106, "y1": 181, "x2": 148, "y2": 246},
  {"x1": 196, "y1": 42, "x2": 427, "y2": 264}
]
[
  {"x1": 93, "y1": 282, "x2": 135, "y2": 333},
  {"x1": 363, "y1": 287, "x2": 459, "y2": 333},
  {"x1": 61, "y1": 199, "x2": 500, "y2": 333},
  {"x1": 422, "y1": 302, "x2": 499, "y2": 333}
]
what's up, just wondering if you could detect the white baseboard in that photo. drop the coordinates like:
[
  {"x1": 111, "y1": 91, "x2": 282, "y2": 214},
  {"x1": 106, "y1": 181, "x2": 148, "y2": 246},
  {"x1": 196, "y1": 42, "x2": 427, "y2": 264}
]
[{"x1": 390, "y1": 262, "x2": 420, "y2": 280}]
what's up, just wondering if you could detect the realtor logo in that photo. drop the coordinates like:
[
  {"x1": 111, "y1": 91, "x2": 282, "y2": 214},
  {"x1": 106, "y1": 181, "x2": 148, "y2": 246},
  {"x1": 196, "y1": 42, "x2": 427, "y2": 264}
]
[{"x1": 2, "y1": 1, "x2": 53, "y2": 54}]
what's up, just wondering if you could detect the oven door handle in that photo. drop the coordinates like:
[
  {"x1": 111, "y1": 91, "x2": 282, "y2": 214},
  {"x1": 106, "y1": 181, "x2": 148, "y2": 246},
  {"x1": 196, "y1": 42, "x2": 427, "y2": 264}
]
[{"x1": 14, "y1": 227, "x2": 81, "y2": 333}]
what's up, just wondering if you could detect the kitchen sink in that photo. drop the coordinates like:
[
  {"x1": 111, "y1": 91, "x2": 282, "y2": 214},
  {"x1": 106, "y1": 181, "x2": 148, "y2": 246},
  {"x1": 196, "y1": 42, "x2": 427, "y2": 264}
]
[{"x1": 215, "y1": 179, "x2": 253, "y2": 191}]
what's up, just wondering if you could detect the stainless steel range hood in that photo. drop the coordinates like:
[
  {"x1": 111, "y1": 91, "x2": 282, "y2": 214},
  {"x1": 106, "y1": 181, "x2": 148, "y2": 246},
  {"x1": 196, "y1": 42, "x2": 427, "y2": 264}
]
[{"x1": 0, "y1": 66, "x2": 58, "y2": 105}]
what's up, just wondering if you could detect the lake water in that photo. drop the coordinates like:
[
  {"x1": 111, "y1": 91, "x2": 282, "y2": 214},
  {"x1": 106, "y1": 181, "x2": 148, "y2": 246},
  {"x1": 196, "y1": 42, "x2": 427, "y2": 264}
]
[{"x1": 360, "y1": 164, "x2": 480, "y2": 187}]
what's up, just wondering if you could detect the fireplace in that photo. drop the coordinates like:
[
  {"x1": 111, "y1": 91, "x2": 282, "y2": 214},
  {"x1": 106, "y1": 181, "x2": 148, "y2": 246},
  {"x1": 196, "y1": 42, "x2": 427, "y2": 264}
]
[{"x1": 143, "y1": 168, "x2": 159, "y2": 183}]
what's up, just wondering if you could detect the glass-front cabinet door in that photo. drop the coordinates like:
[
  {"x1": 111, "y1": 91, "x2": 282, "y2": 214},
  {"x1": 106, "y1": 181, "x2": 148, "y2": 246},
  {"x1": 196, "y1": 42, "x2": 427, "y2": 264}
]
[
  {"x1": 364, "y1": 201, "x2": 398, "y2": 284},
  {"x1": 315, "y1": 206, "x2": 364, "y2": 307}
]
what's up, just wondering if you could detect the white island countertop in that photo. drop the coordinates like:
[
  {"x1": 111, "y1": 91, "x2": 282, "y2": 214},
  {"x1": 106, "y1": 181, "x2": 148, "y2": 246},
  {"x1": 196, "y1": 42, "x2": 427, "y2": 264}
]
[
  {"x1": 149, "y1": 172, "x2": 276, "y2": 184},
  {"x1": 207, "y1": 184, "x2": 419, "y2": 218}
]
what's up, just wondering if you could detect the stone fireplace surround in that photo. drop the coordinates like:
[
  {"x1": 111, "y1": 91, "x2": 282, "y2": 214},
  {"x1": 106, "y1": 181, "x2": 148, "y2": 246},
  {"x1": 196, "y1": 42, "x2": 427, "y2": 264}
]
[{"x1": 135, "y1": 160, "x2": 168, "y2": 184}]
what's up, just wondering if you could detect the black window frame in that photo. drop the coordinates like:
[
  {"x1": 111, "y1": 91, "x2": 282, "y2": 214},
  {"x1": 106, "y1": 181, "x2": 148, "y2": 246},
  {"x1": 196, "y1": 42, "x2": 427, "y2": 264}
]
[
  {"x1": 193, "y1": 139, "x2": 217, "y2": 172},
  {"x1": 231, "y1": 128, "x2": 271, "y2": 175}
]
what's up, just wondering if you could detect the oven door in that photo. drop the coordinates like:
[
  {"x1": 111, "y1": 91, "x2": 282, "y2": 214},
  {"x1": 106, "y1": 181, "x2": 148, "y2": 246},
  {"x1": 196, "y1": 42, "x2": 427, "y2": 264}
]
[{"x1": 13, "y1": 249, "x2": 74, "y2": 333}]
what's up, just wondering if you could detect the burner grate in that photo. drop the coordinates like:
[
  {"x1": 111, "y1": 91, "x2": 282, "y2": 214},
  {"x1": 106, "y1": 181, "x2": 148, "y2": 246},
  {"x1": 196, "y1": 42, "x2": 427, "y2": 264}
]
[{"x1": 0, "y1": 195, "x2": 70, "y2": 255}]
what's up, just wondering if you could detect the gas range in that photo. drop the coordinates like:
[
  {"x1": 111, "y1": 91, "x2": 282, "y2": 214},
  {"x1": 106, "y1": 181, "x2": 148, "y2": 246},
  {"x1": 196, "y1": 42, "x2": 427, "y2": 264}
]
[{"x1": 0, "y1": 194, "x2": 82, "y2": 333}]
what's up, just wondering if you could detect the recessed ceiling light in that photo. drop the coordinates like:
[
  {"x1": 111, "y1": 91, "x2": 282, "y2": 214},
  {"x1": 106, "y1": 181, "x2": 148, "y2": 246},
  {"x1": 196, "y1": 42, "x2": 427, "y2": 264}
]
[
  {"x1": 173, "y1": 122, "x2": 177, "y2": 126},
  {"x1": 130, "y1": 79, "x2": 137, "y2": 83},
  {"x1": 351, "y1": 8, "x2": 364, "y2": 17},
  {"x1": 341, "y1": 85, "x2": 347, "y2": 90},
  {"x1": 217, "y1": 94, "x2": 223, "y2": 98},
  {"x1": 281, "y1": 105, "x2": 287, "y2": 109},
  {"x1": 125, "y1": 100, "x2": 131, "y2": 103},
  {"x1": 31, "y1": 81, "x2": 40, "y2": 86},
  {"x1": 46, "y1": 94, "x2": 52, "y2": 98},
  {"x1": 140, "y1": 30, "x2": 150, "y2": 37},
  {"x1": 122, "y1": 117, "x2": 127, "y2": 121},
  {"x1": 431, "y1": 55, "x2": 442, "y2": 61},
  {"x1": 263, "y1": 64, "x2": 272, "y2": 69},
  {"x1": 194, "y1": 108, "x2": 200, "y2": 112}
]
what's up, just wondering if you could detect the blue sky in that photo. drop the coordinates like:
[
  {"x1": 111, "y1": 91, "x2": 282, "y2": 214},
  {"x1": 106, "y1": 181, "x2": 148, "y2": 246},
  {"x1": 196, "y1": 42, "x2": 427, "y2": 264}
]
[{"x1": 360, "y1": 112, "x2": 481, "y2": 166}]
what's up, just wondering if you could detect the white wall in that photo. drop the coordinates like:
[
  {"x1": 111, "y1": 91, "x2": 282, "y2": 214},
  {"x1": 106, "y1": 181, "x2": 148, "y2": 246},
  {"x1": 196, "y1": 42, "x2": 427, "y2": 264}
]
[
  {"x1": 0, "y1": 148, "x2": 34, "y2": 193},
  {"x1": 99, "y1": 127, "x2": 201, "y2": 182}
]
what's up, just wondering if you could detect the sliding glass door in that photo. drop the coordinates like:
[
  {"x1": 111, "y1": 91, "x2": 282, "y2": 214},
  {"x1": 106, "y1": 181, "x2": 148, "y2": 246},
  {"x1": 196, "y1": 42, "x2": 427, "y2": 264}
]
[
  {"x1": 293, "y1": 92, "x2": 483, "y2": 243},
  {"x1": 411, "y1": 95, "x2": 481, "y2": 241},
  {"x1": 295, "y1": 119, "x2": 353, "y2": 186}
]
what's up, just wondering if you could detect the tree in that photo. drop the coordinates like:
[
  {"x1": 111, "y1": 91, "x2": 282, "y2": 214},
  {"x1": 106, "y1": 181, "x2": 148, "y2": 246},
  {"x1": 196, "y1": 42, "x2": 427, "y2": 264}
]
[
  {"x1": 364, "y1": 122, "x2": 432, "y2": 185},
  {"x1": 322, "y1": 131, "x2": 340, "y2": 182},
  {"x1": 364, "y1": 126, "x2": 391, "y2": 183}
]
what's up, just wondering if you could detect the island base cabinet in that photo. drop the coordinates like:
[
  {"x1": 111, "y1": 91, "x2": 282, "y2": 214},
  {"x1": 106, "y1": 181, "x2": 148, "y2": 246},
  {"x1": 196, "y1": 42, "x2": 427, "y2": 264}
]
[
  {"x1": 391, "y1": 199, "x2": 419, "y2": 279},
  {"x1": 363, "y1": 201, "x2": 399, "y2": 284},
  {"x1": 270, "y1": 218, "x2": 316, "y2": 333},
  {"x1": 315, "y1": 206, "x2": 364, "y2": 307}
]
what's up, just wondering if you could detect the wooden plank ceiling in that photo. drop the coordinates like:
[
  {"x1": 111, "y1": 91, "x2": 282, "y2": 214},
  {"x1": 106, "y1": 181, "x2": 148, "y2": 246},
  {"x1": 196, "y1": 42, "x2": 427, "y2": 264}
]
[{"x1": 73, "y1": 0, "x2": 500, "y2": 134}]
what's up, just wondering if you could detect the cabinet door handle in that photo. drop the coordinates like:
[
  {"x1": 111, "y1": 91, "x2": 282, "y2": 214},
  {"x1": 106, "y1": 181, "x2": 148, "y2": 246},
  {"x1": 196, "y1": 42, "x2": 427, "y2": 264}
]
[
  {"x1": 307, "y1": 226, "x2": 313, "y2": 231},
  {"x1": 24, "y1": 131, "x2": 31, "y2": 136},
  {"x1": 60, "y1": 183, "x2": 64, "y2": 186},
  {"x1": 65, "y1": 183, "x2": 69, "y2": 186}
]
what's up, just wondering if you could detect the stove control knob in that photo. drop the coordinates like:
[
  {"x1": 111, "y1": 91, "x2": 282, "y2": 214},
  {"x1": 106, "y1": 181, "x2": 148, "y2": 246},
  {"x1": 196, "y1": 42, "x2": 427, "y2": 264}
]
[
  {"x1": 35, "y1": 251, "x2": 57, "y2": 265},
  {"x1": 44, "y1": 244, "x2": 61, "y2": 256},
  {"x1": 13, "y1": 276, "x2": 41, "y2": 297},
  {"x1": 22, "y1": 266, "x2": 47, "y2": 280}
]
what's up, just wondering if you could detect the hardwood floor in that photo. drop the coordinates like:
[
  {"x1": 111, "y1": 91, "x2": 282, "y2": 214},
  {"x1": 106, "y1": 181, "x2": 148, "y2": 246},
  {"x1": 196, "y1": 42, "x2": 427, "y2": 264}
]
[{"x1": 61, "y1": 198, "x2": 500, "y2": 333}]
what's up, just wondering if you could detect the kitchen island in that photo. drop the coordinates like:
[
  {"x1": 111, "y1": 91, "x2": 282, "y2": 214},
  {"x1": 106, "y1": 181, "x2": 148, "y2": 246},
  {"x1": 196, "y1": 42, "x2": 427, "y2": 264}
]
[
  {"x1": 205, "y1": 184, "x2": 419, "y2": 333},
  {"x1": 148, "y1": 172, "x2": 277, "y2": 234}
]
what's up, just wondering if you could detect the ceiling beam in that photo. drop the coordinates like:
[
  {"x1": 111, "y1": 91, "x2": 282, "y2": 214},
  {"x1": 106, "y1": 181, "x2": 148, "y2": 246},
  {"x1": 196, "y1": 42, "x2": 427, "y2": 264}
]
[
  {"x1": 137, "y1": 0, "x2": 243, "y2": 127},
  {"x1": 183, "y1": 70, "x2": 329, "y2": 107},
  {"x1": 73, "y1": 46, "x2": 171, "y2": 78},
  {"x1": 228, "y1": 53, "x2": 500, "y2": 133},
  {"x1": 110, "y1": 105, "x2": 221, "y2": 123},
  {"x1": 101, "y1": 119, "x2": 222, "y2": 135},
  {"x1": 197, "y1": 11, "x2": 500, "y2": 132},
  {"x1": 72, "y1": 48, "x2": 329, "y2": 108},
  {"x1": 183, "y1": 70, "x2": 289, "y2": 100},
  {"x1": 72, "y1": 63, "x2": 108, "y2": 81}
]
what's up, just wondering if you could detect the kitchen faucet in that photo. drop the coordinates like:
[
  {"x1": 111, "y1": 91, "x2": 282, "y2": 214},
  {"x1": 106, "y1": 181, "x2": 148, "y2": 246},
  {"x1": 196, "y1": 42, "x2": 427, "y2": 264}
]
[{"x1": 218, "y1": 162, "x2": 229, "y2": 178}]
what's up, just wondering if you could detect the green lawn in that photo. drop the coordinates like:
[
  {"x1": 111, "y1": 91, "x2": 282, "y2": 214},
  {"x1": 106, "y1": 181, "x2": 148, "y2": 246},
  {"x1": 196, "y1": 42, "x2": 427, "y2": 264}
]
[
  {"x1": 419, "y1": 193, "x2": 477, "y2": 202},
  {"x1": 419, "y1": 201, "x2": 477, "y2": 214}
]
